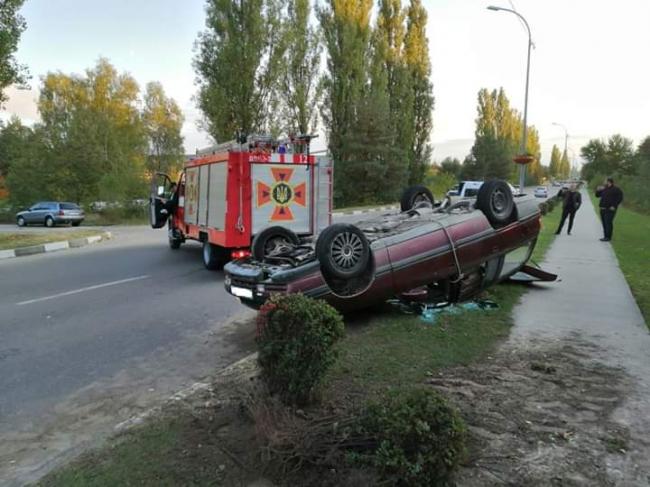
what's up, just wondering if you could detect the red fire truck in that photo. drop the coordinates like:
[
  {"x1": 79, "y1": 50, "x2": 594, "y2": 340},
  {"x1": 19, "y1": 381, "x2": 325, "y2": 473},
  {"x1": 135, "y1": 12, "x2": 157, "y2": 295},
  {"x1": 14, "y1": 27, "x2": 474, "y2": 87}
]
[{"x1": 150, "y1": 135, "x2": 332, "y2": 269}]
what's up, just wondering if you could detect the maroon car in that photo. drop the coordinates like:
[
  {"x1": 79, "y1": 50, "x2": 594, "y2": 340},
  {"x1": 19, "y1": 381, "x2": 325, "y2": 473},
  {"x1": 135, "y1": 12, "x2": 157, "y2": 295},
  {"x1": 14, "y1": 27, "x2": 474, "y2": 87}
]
[{"x1": 224, "y1": 180, "x2": 554, "y2": 312}]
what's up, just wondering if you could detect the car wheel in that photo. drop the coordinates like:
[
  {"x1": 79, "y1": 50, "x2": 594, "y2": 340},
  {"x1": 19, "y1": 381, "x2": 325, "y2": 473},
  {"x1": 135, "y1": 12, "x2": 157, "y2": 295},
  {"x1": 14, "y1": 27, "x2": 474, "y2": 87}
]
[
  {"x1": 71, "y1": 221, "x2": 82, "y2": 227},
  {"x1": 17, "y1": 216, "x2": 26, "y2": 227},
  {"x1": 476, "y1": 180, "x2": 515, "y2": 225},
  {"x1": 316, "y1": 223, "x2": 370, "y2": 280},
  {"x1": 400, "y1": 185, "x2": 435, "y2": 212},
  {"x1": 45, "y1": 216, "x2": 55, "y2": 228},
  {"x1": 251, "y1": 226, "x2": 299, "y2": 261},
  {"x1": 202, "y1": 241, "x2": 227, "y2": 270}
]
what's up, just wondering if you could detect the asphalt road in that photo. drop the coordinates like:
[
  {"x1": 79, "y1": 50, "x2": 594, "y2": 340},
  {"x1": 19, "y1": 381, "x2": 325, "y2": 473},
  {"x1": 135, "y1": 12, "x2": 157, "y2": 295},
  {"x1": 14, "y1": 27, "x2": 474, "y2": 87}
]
[{"x1": 0, "y1": 210, "x2": 384, "y2": 485}]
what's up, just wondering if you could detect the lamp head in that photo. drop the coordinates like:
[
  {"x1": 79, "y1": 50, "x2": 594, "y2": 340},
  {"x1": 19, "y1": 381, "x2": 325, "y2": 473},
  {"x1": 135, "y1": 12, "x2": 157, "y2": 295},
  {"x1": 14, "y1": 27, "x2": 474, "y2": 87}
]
[{"x1": 487, "y1": 5, "x2": 501, "y2": 11}]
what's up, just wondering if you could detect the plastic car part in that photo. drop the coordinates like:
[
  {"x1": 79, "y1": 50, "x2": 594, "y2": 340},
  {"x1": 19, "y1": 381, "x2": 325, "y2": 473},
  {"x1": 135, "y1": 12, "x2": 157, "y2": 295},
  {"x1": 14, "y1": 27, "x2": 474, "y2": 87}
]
[
  {"x1": 400, "y1": 185, "x2": 435, "y2": 212},
  {"x1": 316, "y1": 223, "x2": 371, "y2": 279},
  {"x1": 475, "y1": 180, "x2": 515, "y2": 225},
  {"x1": 252, "y1": 226, "x2": 300, "y2": 261}
]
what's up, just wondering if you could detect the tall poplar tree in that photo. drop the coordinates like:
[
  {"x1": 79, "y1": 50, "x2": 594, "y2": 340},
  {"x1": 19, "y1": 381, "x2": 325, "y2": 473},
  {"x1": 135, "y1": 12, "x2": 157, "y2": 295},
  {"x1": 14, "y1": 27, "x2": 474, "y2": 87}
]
[
  {"x1": 549, "y1": 144, "x2": 561, "y2": 178},
  {"x1": 318, "y1": 0, "x2": 374, "y2": 204},
  {"x1": 559, "y1": 149, "x2": 571, "y2": 179},
  {"x1": 194, "y1": 0, "x2": 285, "y2": 142},
  {"x1": 281, "y1": 0, "x2": 322, "y2": 134},
  {"x1": 404, "y1": 0, "x2": 433, "y2": 184}
]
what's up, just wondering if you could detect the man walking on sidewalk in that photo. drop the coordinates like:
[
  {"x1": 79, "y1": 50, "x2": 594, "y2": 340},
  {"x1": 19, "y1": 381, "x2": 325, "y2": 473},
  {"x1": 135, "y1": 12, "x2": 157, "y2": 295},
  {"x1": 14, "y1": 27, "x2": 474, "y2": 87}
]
[
  {"x1": 555, "y1": 183, "x2": 582, "y2": 235},
  {"x1": 595, "y1": 177, "x2": 624, "y2": 242}
]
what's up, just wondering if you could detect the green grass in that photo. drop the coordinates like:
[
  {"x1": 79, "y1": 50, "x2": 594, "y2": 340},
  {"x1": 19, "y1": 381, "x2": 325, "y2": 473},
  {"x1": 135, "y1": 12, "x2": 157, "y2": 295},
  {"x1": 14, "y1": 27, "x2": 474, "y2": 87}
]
[
  {"x1": 0, "y1": 230, "x2": 104, "y2": 250},
  {"x1": 589, "y1": 194, "x2": 650, "y2": 325}
]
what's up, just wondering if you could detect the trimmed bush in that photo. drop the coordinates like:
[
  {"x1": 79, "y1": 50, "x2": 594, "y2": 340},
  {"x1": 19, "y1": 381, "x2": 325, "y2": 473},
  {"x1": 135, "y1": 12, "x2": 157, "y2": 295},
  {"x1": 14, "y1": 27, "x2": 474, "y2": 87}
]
[
  {"x1": 256, "y1": 294, "x2": 344, "y2": 406},
  {"x1": 361, "y1": 388, "x2": 466, "y2": 486},
  {"x1": 538, "y1": 202, "x2": 548, "y2": 215}
]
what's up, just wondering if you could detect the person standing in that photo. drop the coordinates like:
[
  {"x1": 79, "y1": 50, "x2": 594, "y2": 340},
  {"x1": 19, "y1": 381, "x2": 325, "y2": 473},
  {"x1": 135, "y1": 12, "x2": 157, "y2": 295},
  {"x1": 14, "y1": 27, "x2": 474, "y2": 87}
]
[
  {"x1": 555, "y1": 183, "x2": 582, "y2": 235},
  {"x1": 595, "y1": 177, "x2": 624, "y2": 242}
]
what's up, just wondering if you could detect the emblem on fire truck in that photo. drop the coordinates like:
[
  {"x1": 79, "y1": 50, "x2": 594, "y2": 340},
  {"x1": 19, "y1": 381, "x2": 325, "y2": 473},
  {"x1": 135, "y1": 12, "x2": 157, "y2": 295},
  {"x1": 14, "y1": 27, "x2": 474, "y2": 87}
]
[{"x1": 256, "y1": 167, "x2": 306, "y2": 221}]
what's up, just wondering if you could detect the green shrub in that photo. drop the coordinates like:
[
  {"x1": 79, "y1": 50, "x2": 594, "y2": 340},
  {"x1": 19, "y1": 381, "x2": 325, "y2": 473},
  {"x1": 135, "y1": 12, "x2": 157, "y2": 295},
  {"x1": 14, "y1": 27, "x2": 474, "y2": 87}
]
[
  {"x1": 256, "y1": 294, "x2": 345, "y2": 406},
  {"x1": 538, "y1": 202, "x2": 548, "y2": 215},
  {"x1": 361, "y1": 388, "x2": 466, "y2": 486}
]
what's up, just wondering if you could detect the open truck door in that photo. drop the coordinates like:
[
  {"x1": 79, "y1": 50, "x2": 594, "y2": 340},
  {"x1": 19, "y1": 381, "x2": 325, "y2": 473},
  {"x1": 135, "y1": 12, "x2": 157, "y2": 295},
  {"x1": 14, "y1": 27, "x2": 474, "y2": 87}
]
[{"x1": 150, "y1": 172, "x2": 174, "y2": 229}]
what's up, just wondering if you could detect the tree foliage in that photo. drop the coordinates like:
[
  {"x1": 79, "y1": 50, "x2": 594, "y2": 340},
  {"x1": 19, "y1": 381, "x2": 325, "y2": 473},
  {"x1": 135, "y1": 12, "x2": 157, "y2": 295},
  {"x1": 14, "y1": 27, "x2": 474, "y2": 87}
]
[
  {"x1": 0, "y1": 0, "x2": 27, "y2": 106},
  {"x1": 580, "y1": 134, "x2": 635, "y2": 181},
  {"x1": 462, "y1": 87, "x2": 542, "y2": 184},
  {"x1": 280, "y1": 0, "x2": 322, "y2": 134},
  {"x1": 559, "y1": 149, "x2": 570, "y2": 179},
  {"x1": 5, "y1": 59, "x2": 183, "y2": 207},
  {"x1": 549, "y1": 144, "x2": 561, "y2": 179},
  {"x1": 194, "y1": 0, "x2": 285, "y2": 142},
  {"x1": 143, "y1": 81, "x2": 185, "y2": 175}
]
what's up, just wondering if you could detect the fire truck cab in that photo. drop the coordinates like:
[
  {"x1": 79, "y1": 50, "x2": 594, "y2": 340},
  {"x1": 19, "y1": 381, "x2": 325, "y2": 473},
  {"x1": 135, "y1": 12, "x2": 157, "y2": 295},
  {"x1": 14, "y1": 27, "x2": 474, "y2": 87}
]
[{"x1": 150, "y1": 134, "x2": 332, "y2": 270}]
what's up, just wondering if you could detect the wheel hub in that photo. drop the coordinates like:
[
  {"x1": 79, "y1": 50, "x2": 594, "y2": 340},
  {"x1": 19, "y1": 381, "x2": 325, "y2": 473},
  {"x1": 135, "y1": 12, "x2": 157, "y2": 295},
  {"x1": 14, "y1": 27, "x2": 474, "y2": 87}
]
[{"x1": 331, "y1": 232, "x2": 363, "y2": 269}]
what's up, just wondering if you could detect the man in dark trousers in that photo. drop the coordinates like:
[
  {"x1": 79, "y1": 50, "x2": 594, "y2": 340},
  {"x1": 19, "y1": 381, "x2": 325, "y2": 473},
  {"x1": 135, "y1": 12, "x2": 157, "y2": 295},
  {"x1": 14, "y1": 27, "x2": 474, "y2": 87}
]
[
  {"x1": 595, "y1": 177, "x2": 624, "y2": 242},
  {"x1": 555, "y1": 183, "x2": 582, "y2": 235}
]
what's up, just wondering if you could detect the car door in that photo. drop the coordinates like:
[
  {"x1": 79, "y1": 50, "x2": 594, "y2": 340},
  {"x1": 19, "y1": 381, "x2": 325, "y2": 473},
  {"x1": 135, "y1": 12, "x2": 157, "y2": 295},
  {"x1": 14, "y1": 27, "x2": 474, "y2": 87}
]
[{"x1": 26, "y1": 203, "x2": 44, "y2": 223}]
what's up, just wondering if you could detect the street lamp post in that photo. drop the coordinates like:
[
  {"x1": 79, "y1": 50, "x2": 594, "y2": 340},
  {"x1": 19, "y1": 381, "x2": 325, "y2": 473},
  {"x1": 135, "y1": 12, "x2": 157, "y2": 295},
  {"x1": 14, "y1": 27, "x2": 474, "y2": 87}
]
[
  {"x1": 552, "y1": 122, "x2": 569, "y2": 157},
  {"x1": 487, "y1": 5, "x2": 533, "y2": 193}
]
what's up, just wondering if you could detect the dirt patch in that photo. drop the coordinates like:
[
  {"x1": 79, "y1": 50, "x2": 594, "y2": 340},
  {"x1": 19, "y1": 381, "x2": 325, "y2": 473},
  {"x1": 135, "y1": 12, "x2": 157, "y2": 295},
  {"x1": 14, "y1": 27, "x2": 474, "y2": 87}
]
[{"x1": 427, "y1": 339, "x2": 643, "y2": 486}]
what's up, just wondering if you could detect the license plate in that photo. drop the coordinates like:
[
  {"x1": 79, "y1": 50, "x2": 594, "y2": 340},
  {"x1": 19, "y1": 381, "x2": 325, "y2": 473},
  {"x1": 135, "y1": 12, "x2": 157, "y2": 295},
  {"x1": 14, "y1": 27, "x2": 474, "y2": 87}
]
[{"x1": 231, "y1": 286, "x2": 253, "y2": 299}]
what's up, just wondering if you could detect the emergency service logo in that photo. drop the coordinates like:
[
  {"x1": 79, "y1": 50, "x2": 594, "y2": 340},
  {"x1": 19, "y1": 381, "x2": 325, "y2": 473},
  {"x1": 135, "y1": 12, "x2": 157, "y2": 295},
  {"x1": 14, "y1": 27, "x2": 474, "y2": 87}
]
[{"x1": 256, "y1": 167, "x2": 306, "y2": 221}]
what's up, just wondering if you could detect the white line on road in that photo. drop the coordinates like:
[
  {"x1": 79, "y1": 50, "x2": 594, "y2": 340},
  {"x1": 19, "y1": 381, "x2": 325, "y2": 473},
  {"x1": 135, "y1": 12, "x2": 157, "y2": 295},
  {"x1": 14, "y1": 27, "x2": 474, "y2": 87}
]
[{"x1": 16, "y1": 275, "x2": 150, "y2": 306}]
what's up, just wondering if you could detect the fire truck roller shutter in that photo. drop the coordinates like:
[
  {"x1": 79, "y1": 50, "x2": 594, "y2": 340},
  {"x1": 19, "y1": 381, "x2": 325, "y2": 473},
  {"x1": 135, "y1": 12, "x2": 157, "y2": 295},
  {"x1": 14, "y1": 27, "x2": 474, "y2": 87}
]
[
  {"x1": 198, "y1": 164, "x2": 210, "y2": 226},
  {"x1": 315, "y1": 156, "x2": 333, "y2": 233},
  {"x1": 184, "y1": 166, "x2": 199, "y2": 225},
  {"x1": 207, "y1": 162, "x2": 227, "y2": 229}
]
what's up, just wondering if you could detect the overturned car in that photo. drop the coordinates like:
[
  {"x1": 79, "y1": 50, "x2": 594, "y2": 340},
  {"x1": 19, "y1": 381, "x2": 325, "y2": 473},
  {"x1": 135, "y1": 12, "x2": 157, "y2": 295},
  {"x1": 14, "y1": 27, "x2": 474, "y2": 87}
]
[{"x1": 224, "y1": 180, "x2": 555, "y2": 312}]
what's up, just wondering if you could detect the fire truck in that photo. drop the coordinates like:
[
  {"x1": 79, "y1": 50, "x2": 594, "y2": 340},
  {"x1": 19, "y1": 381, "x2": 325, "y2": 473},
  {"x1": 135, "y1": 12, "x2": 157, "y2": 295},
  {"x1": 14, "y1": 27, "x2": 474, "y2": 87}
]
[{"x1": 150, "y1": 134, "x2": 332, "y2": 270}]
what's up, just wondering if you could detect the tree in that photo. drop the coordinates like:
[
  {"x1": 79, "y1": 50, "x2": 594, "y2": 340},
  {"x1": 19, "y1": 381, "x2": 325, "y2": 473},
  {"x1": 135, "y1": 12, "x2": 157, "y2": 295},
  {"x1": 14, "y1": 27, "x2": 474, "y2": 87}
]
[
  {"x1": 318, "y1": 0, "x2": 374, "y2": 205},
  {"x1": 439, "y1": 156, "x2": 461, "y2": 178},
  {"x1": 0, "y1": 116, "x2": 31, "y2": 178},
  {"x1": 194, "y1": 0, "x2": 285, "y2": 142},
  {"x1": 404, "y1": 0, "x2": 433, "y2": 184},
  {"x1": 8, "y1": 59, "x2": 147, "y2": 205},
  {"x1": 580, "y1": 134, "x2": 635, "y2": 181},
  {"x1": 549, "y1": 144, "x2": 561, "y2": 179},
  {"x1": 559, "y1": 149, "x2": 570, "y2": 179},
  {"x1": 0, "y1": 0, "x2": 27, "y2": 106},
  {"x1": 143, "y1": 82, "x2": 184, "y2": 175}
]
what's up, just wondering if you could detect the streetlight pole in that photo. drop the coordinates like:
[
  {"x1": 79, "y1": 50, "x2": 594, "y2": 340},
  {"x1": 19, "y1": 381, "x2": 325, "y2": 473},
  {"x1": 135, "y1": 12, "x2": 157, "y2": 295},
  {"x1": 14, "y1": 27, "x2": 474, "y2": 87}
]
[{"x1": 487, "y1": 6, "x2": 533, "y2": 193}]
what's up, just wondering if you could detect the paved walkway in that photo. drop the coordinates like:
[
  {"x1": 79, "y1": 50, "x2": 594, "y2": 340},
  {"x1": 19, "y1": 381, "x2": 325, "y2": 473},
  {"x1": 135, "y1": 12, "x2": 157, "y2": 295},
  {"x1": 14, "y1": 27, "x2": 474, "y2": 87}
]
[{"x1": 511, "y1": 190, "x2": 650, "y2": 484}]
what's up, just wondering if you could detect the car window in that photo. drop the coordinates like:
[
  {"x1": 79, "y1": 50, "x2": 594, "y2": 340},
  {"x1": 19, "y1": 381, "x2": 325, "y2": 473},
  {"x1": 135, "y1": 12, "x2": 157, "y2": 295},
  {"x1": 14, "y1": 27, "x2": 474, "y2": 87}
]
[
  {"x1": 47, "y1": 203, "x2": 59, "y2": 210},
  {"x1": 61, "y1": 203, "x2": 81, "y2": 210},
  {"x1": 464, "y1": 188, "x2": 479, "y2": 197},
  {"x1": 30, "y1": 203, "x2": 42, "y2": 210}
]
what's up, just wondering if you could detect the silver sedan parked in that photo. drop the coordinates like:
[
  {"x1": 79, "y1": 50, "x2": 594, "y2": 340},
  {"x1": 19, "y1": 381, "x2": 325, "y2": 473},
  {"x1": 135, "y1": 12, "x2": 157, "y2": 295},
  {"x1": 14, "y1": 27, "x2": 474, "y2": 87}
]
[{"x1": 16, "y1": 202, "x2": 85, "y2": 227}]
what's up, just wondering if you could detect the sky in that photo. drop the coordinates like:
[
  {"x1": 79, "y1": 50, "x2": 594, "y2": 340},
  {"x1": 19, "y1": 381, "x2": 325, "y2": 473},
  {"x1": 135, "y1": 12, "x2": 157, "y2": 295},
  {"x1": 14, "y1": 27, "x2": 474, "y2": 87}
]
[{"x1": 2, "y1": 0, "x2": 649, "y2": 169}]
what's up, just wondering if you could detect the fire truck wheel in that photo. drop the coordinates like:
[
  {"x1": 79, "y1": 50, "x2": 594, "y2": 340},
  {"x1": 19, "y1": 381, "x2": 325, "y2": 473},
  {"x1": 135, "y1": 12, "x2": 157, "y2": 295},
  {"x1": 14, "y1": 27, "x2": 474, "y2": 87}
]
[
  {"x1": 476, "y1": 179, "x2": 514, "y2": 226},
  {"x1": 400, "y1": 185, "x2": 435, "y2": 212},
  {"x1": 202, "y1": 241, "x2": 227, "y2": 270},
  {"x1": 169, "y1": 236, "x2": 182, "y2": 250},
  {"x1": 252, "y1": 226, "x2": 300, "y2": 261},
  {"x1": 316, "y1": 223, "x2": 370, "y2": 280}
]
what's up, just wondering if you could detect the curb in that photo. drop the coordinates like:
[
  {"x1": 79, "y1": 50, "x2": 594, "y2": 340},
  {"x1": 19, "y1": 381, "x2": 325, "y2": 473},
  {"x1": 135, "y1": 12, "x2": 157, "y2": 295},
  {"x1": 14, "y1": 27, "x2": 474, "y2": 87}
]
[
  {"x1": 332, "y1": 204, "x2": 398, "y2": 217},
  {"x1": 0, "y1": 232, "x2": 112, "y2": 261}
]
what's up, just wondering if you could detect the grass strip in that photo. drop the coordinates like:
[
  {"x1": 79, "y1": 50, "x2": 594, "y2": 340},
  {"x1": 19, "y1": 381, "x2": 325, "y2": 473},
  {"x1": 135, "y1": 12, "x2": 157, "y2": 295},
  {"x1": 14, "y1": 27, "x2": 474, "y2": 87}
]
[{"x1": 0, "y1": 230, "x2": 104, "y2": 251}]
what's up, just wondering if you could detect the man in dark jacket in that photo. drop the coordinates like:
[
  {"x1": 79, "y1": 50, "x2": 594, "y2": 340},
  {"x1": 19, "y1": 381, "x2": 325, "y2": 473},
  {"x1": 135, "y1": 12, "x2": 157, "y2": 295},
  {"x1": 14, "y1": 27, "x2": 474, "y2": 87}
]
[
  {"x1": 595, "y1": 177, "x2": 624, "y2": 242},
  {"x1": 555, "y1": 184, "x2": 582, "y2": 235}
]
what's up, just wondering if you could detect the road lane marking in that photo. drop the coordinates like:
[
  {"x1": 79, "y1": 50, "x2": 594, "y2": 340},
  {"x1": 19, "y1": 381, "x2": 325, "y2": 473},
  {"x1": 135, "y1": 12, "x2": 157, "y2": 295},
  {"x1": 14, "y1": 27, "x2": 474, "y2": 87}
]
[{"x1": 16, "y1": 275, "x2": 150, "y2": 306}]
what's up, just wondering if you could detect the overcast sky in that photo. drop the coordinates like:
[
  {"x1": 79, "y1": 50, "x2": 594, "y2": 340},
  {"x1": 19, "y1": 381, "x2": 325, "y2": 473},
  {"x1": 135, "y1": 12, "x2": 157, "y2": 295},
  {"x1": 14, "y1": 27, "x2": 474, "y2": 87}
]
[{"x1": 1, "y1": 0, "x2": 649, "y2": 168}]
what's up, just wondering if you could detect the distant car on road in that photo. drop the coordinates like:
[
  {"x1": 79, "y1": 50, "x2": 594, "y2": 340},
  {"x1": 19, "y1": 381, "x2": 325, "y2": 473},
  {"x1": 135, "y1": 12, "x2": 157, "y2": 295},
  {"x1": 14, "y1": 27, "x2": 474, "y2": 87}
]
[
  {"x1": 534, "y1": 186, "x2": 548, "y2": 198},
  {"x1": 15, "y1": 202, "x2": 85, "y2": 227},
  {"x1": 446, "y1": 181, "x2": 519, "y2": 205}
]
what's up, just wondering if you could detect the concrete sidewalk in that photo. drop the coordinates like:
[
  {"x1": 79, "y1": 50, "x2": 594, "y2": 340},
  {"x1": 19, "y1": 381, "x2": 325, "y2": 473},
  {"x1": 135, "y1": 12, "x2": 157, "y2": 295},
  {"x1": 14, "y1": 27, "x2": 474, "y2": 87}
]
[{"x1": 511, "y1": 190, "x2": 650, "y2": 484}]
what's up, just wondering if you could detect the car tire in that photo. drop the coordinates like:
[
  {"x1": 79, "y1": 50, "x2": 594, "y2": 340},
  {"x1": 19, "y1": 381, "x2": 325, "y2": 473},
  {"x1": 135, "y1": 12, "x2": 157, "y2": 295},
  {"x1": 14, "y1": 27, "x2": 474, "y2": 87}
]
[
  {"x1": 251, "y1": 226, "x2": 300, "y2": 261},
  {"x1": 17, "y1": 216, "x2": 26, "y2": 227},
  {"x1": 45, "y1": 216, "x2": 55, "y2": 228},
  {"x1": 400, "y1": 185, "x2": 435, "y2": 212},
  {"x1": 202, "y1": 241, "x2": 227, "y2": 270},
  {"x1": 476, "y1": 179, "x2": 515, "y2": 225},
  {"x1": 316, "y1": 223, "x2": 370, "y2": 280},
  {"x1": 71, "y1": 221, "x2": 82, "y2": 227}
]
